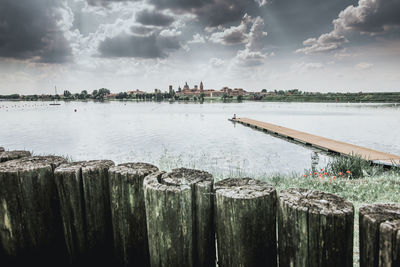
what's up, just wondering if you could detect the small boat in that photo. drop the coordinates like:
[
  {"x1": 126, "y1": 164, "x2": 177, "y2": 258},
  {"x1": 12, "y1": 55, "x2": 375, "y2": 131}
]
[{"x1": 50, "y1": 86, "x2": 61, "y2": 105}]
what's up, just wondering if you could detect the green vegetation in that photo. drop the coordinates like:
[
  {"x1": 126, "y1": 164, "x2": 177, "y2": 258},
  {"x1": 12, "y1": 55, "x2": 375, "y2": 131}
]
[
  {"x1": 2, "y1": 88, "x2": 400, "y2": 103},
  {"x1": 246, "y1": 90, "x2": 400, "y2": 103}
]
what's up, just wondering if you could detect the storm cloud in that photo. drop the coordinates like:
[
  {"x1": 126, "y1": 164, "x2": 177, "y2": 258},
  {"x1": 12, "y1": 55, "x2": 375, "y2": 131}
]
[
  {"x1": 98, "y1": 33, "x2": 180, "y2": 58},
  {"x1": 136, "y1": 9, "x2": 174, "y2": 26},
  {"x1": 0, "y1": 0, "x2": 72, "y2": 63},
  {"x1": 148, "y1": 0, "x2": 260, "y2": 27}
]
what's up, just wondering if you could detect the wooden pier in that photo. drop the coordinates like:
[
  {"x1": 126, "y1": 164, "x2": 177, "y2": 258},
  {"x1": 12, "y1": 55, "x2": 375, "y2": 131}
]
[{"x1": 231, "y1": 117, "x2": 400, "y2": 166}]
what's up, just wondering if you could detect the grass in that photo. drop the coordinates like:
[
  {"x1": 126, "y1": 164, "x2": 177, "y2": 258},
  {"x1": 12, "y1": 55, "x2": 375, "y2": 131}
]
[{"x1": 253, "y1": 155, "x2": 399, "y2": 267}]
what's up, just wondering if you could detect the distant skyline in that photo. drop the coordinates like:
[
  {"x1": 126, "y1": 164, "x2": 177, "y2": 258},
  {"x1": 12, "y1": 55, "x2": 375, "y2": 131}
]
[{"x1": 1, "y1": 0, "x2": 400, "y2": 94}]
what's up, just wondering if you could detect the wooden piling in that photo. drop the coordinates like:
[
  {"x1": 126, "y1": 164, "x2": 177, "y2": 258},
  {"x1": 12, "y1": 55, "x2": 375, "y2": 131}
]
[
  {"x1": 108, "y1": 162, "x2": 159, "y2": 267},
  {"x1": 278, "y1": 188, "x2": 354, "y2": 267},
  {"x1": 359, "y1": 203, "x2": 400, "y2": 267},
  {"x1": 0, "y1": 147, "x2": 4, "y2": 152},
  {"x1": 0, "y1": 150, "x2": 31, "y2": 162},
  {"x1": 214, "y1": 178, "x2": 277, "y2": 267},
  {"x1": 0, "y1": 156, "x2": 67, "y2": 265},
  {"x1": 144, "y1": 168, "x2": 214, "y2": 267},
  {"x1": 54, "y1": 160, "x2": 114, "y2": 265}
]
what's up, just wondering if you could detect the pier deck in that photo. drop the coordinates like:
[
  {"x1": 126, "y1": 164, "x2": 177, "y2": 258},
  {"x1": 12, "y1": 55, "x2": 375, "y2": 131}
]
[{"x1": 231, "y1": 117, "x2": 400, "y2": 166}]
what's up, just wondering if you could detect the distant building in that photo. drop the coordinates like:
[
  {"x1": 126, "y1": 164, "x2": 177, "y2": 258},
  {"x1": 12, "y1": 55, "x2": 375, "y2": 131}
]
[
  {"x1": 127, "y1": 90, "x2": 146, "y2": 95},
  {"x1": 183, "y1": 82, "x2": 190, "y2": 90}
]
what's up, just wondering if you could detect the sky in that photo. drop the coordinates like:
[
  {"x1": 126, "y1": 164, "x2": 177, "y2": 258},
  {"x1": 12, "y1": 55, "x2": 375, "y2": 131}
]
[{"x1": 0, "y1": 0, "x2": 400, "y2": 94}]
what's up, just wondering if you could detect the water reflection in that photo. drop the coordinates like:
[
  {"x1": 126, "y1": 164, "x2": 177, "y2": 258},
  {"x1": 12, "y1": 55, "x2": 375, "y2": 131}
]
[{"x1": 0, "y1": 101, "x2": 399, "y2": 178}]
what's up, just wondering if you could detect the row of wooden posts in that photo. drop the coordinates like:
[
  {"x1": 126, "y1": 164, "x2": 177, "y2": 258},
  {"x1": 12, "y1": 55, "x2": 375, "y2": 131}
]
[{"x1": 0, "y1": 148, "x2": 399, "y2": 267}]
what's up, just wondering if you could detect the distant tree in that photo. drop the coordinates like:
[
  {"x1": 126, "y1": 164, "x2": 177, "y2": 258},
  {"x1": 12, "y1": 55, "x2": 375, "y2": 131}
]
[
  {"x1": 155, "y1": 92, "x2": 163, "y2": 101},
  {"x1": 261, "y1": 89, "x2": 267, "y2": 93},
  {"x1": 63, "y1": 90, "x2": 72, "y2": 97},
  {"x1": 92, "y1": 89, "x2": 98, "y2": 97},
  {"x1": 199, "y1": 92, "x2": 205, "y2": 101},
  {"x1": 116, "y1": 92, "x2": 128, "y2": 99},
  {"x1": 237, "y1": 95, "x2": 243, "y2": 102}
]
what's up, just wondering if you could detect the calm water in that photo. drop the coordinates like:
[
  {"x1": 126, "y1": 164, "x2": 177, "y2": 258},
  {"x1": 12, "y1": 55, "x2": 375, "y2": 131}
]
[{"x1": 1, "y1": 101, "x2": 399, "y2": 178}]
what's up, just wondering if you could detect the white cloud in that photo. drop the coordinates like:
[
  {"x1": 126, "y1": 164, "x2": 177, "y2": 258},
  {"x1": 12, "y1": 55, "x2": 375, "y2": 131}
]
[
  {"x1": 297, "y1": 0, "x2": 400, "y2": 54},
  {"x1": 188, "y1": 33, "x2": 206, "y2": 44},
  {"x1": 254, "y1": 0, "x2": 268, "y2": 7},
  {"x1": 209, "y1": 14, "x2": 252, "y2": 45},
  {"x1": 296, "y1": 32, "x2": 347, "y2": 54},
  {"x1": 209, "y1": 57, "x2": 225, "y2": 67},
  {"x1": 159, "y1": 28, "x2": 181, "y2": 37},
  {"x1": 233, "y1": 16, "x2": 268, "y2": 66}
]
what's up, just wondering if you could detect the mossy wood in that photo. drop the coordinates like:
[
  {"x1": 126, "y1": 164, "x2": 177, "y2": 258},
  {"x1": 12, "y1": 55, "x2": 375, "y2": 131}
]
[
  {"x1": 0, "y1": 150, "x2": 31, "y2": 163},
  {"x1": 359, "y1": 203, "x2": 400, "y2": 267},
  {"x1": 54, "y1": 160, "x2": 114, "y2": 265},
  {"x1": 214, "y1": 178, "x2": 277, "y2": 267},
  {"x1": 278, "y1": 188, "x2": 354, "y2": 267},
  {"x1": 0, "y1": 156, "x2": 67, "y2": 265},
  {"x1": 144, "y1": 168, "x2": 214, "y2": 267},
  {"x1": 108, "y1": 162, "x2": 158, "y2": 267}
]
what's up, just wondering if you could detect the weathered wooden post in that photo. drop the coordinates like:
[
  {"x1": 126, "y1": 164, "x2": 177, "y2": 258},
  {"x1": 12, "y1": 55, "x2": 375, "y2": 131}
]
[
  {"x1": 144, "y1": 168, "x2": 214, "y2": 267},
  {"x1": 54, "y1": 160, "x2": 114, "y2": 265},
  {"x1": 278, "y1": 188, "x2": 354, "y2": 267},
  {"x1": 0, "y1": 147, "x2": 4, "y2": 152},
  {"x1": 108, "y1": 162, "x2": 159, "y2": 267},
  {"x1": 0, "y1": 156, "x2": 67, "y2": 265},
  {"x1": 359, "y1": 203, "x2": 400, "y2": 267},
  {"x1": 214, "y1": 178, "x2": 277, "y2": 267},
  {"x1": 0, "y1": 150, "x2": 31, "y2": 162}
]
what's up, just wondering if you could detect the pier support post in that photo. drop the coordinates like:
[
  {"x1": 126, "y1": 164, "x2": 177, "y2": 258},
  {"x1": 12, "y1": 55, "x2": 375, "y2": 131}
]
[
  {"x1": 108, "y1": 163, "x2": 158, "y2": 267},
  {"x1": 0, "y1": 147, "x2": 4, "y2": 152},
  {"x1": 54, "y1": 160, "x2": 114, "y2": 265},
  {"x1": 144, "y1": 168, "x2": 214, "y2": 267},
  {"x1": 214, "y1": 178, "x2": 277, "y2": 267},
  {"x1": 278, "y1": 188, "x2": 354, "y2": 267},
  {"x1": 359, "y1": 203, "x2": 400, "y2": 267},
  {"x1": 0, "y1": 156, "x2": 67, "y2": 265},
  {"x1": 0, "y1": 150, "x2": 31, "y2": 162}
]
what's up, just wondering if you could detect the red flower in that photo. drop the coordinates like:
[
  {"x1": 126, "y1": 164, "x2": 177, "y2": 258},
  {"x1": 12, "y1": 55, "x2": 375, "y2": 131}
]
[
  {"x1": 314, "y1": 172, "x2": 317, "y2": 175},
  {"x1": 338, "y1": 172, "x2": 343, "y2": 175},
  {"x1": 320, "y1": 168, "x2": 323, "y2": 171},
  {"x1": 346, "y1": 170, "x2": 351, "y2": 174},
  {"x1": 324, "y1": 172, "x2": 327, "y2": 175}
]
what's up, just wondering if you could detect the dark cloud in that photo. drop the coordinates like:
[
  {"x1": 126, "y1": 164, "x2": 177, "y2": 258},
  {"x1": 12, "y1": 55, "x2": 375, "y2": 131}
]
[
  {"x1": 98, "y1": 33, "x2": 180, "y2": 58},
  {"x1": 136, "y1": 9, "x2": 174, "y2": 26},
  {"x1": 86, "y1": 0, "x2": 132, "y2": 6},
  {"x1": 149, "y1": 0, "x2": 260, "y2": 27},
  {"x1": 0, "y1": 0, "x2": 71, "y2": 63},
  {"x1": 148, "y1": 0, "x2": 209, "y2": 9},
  {"x1": 86, "y1": 0, "x2": 259, "y2": 27},
  {"x1": 130, "y1": 25, "x2": 156, "y2": 35}
]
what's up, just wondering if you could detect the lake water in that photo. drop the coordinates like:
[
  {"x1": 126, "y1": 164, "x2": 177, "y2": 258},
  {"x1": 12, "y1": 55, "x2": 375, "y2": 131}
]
[{"x1": 1, "y1": 101, "x2": 399, "y2": 178}]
